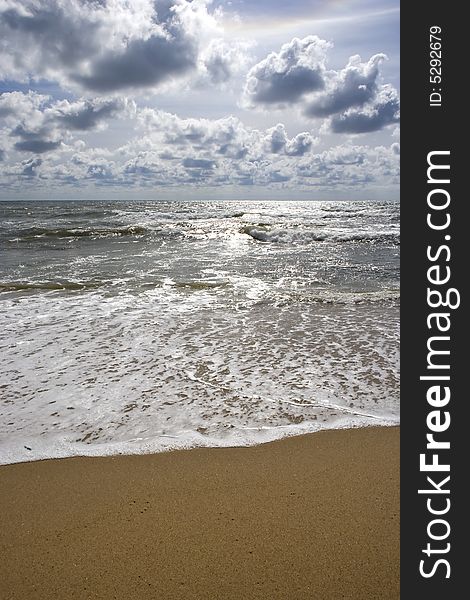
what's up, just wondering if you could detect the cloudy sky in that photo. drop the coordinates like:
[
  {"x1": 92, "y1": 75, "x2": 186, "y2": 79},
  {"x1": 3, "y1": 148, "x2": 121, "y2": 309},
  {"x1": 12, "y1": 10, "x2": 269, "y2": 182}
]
[{"x1": 0, "y1": 0, "x2": 399, "y2": 200}]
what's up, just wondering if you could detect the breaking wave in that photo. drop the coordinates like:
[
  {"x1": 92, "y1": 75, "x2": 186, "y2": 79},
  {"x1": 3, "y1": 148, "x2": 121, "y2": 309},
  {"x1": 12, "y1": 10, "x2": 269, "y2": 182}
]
[
  {"x1": 8, "y1": 225, "x2": 150, "y2": 240},
  {"x1": 241, "y1": 225, "x2": 399, "y2": 245},
  {"x1": 0, "y1": 281, "x2": 103, "y2": 292}
]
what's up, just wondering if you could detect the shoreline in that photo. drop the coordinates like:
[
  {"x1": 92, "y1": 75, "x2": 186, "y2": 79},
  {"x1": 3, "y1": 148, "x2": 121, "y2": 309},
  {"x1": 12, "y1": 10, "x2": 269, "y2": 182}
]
[
  {"x1": 0, "y1": 420, "x2": 399, "y2": 466},
  {"x1": 0, "y1": 426, "x2": 399, "y2": 599}
]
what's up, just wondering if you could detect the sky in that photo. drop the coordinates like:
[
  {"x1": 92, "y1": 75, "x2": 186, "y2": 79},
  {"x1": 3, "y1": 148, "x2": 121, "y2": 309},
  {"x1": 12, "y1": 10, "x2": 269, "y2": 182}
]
[{"x1": 0, "y1": 0, "x2": 399, "y2": 200}]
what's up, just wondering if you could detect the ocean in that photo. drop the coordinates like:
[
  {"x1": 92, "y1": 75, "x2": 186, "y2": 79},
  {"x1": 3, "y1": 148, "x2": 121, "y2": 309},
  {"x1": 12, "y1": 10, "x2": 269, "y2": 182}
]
[{"x1": 0, "y1": 200, "x2": 399, "y2": 464}]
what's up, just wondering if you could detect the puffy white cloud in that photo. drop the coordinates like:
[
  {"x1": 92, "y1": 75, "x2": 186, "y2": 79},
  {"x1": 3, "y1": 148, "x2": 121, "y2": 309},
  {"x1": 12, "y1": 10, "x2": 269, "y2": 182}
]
[
  {"x1": 243, "y1": 36, "x2": 330, "y2": 107},
  {"x1": 135, "y1": 109, "x2": 316, "y2": 161},
  {"x1": 0, "y1": 92, "x2": 132, "y2": 157},
  {"x1": 0, "y1": 92, "x2": 63, "y2": 155},
  {"x1": 264, "y1": 124, "x2": 316, "y2": 156},
  {"x1": 200, "y1": 38, "x2": 253, "y2": 84},
  {"x1": 0, "y1": 90, "x2": 47, "y2": 120},
  {"x1": 3, "y1": 156, "x2": 44, "y2": 179},
  {"x1": 0, "y1": 3, "x2": 400, "y2": 198},
  {"x1": 295, "y1": 144, "x2": 399, "y2": 188},
  {"x1": 19, "y1": 156, "x2": 43, "y2": 178},
  {"x1": 2, "y1": 139, "x2": 399, "y2": 190},
  {"x1": 0, "y1": 93, "x2": 398, "y2": 193},
  {"x1": 243, "y1": 37, "x2": 399, "y2": 134},
  {"x1": 286, "y1": 132, "x2": 316, "y2": 156},
  {"x1": 265, "y1": 123, "x2": 288, "y2": 153}
]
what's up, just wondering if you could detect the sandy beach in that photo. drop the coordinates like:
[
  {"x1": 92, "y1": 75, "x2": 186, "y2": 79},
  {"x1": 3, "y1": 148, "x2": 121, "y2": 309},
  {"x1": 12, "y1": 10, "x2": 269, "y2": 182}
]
[{"x1": 0, "y1": 426, "x2": 399, "y2": 599}]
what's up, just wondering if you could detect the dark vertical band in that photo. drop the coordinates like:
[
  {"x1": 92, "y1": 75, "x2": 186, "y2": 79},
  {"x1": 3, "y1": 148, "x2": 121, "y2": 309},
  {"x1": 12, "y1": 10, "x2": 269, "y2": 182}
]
[{"x1": 401, "y1": 3, "x2": 464, "y2": 597}]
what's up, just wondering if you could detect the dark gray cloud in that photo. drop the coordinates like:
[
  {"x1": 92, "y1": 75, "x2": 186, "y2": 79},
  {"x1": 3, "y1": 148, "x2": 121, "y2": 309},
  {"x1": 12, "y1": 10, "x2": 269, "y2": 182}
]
[
  {"x1": 251, "y1": 67, "x2": 324, "y2": 104},
  {"x1": 14, "y1": 139, "x2": 61, "y2": 153},
  {"x1": 0, "y1": 1, "x2": 224, "y2": 93},
  {"x1": 73, "y1": 34, "x2": 197, "y2": 92},
  {"x1": 305, "y1": 54, "x2": 386, "y2": 118},
  {"x1": 52, "y1": 99, "x2": 127, "y2": 130},
  {"x1": 330, "y1": 87, "x2": 400, "y2": 133},
  {"x1": 243, "y1": 36, "x2": 329, "y2": 106},
  {"x1": 10, "y1": 124, "x2": 61, "y2": 154}
]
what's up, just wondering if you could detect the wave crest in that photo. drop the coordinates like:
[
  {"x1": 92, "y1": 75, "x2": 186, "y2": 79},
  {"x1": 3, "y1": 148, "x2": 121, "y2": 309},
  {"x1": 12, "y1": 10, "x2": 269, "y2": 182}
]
[
  {"x1": 10, "y1": 225, "x2": 149, "y2": 240},
  {"x1": 0, "y1": 281, "x2": 102, "y2": 292},
  {"x1": 241, "y1": 225, "x2": 399, "y2": 244}
]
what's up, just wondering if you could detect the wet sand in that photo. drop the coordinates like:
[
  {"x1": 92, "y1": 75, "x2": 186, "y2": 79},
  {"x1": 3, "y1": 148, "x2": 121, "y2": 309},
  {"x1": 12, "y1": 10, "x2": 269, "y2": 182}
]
[{"x1": 0, "y1": 426, "x2": 399, "y2": 599}]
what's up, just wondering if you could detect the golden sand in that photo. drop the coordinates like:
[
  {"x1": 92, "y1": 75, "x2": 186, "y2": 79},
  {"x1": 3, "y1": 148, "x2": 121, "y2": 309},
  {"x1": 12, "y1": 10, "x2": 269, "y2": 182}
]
[{"x1": 0, "y1": 426, "x2": 399, "y2": 599}]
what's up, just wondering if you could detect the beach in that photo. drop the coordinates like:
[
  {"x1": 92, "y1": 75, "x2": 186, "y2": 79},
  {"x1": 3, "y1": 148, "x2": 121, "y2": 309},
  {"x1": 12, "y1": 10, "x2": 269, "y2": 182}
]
[{"x1": 0, "y1": 426, "x2": 399, "y2": 599}]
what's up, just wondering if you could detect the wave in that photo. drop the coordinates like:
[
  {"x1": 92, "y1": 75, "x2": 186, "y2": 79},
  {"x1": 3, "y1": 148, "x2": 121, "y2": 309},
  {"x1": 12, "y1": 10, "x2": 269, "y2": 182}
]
[
  {"x1": 8, "y1": 225, "x2": 149, "y2": 240},
  {"x1": 240, "y1": 225, "x2": 399, "y2": 245},
  {"x1": 172, "y1": 281, "x2": 229, "y2": 291},
  {"x1": 30, "y1": 210, "x2": 119, "y2": 220},
  {"x1": 273, "y1": 289, "x2": 400, "y2": 306},
  {"x1": 0, "y1": 281, "x2": 103, "y2": 292},
  {"x1": 0, "y1": 279, "x2": 231, "y2": 294}
]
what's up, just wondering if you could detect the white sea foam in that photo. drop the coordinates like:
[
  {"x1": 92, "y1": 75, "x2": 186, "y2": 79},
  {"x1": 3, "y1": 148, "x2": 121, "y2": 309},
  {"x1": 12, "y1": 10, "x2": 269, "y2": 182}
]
[
  {"x1": 0, "y1": 416, "x2": 398, "y2": 466},
  {"x1": 0, "y1": 287, "x2": 399, "y2": 465},
  {"x1": 241, "y1": 225, "x2": 399, "y2": 244}
]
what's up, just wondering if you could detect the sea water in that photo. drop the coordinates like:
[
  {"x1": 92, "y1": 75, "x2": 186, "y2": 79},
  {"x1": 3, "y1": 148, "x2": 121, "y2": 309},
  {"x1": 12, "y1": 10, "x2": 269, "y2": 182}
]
[{"x1": 0, "y1": 200, "x2": 399, "y2": 464}]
